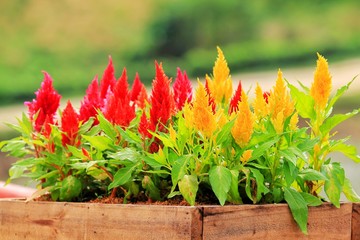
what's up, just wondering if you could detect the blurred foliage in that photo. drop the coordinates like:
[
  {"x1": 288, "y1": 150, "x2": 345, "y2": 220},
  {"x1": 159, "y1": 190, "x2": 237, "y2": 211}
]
[{"x1": 1, "y1": 0, "x2": 360, "y2": 105}]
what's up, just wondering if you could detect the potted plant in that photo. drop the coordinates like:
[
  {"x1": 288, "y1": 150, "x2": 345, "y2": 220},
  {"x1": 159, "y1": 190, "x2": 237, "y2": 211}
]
[{"x1": 1, "y1": 47, "x2": 359, "y2": 239}]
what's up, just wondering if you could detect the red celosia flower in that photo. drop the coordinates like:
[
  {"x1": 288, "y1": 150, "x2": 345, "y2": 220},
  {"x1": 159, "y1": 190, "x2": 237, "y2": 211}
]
[
  {"x1": 173, "y1": 68, "x2": 193, "y2": 111},
  {"x1": 263, "y1": 91, "x2": 270, "y2": 104},
  {"x1": 100, "y1": 57, "x2": 116, "y2": 101},
  {"x1": 205, "y1": 78, "x2": 216, "y2": 114},
  {"x1": 25, "y1": 71, "x2": 61, "y2": 132},
  {"x1": 149, "y1": 62, "x2": 174, "y2": 131},
  {"x1": 130, "y1": 73, "x2": 142, "y2": 102},
  {"x1": 79, "y1": 76, "x2": 102, "y2": 124},
  {"x1": 229, "y1": 82, "x2": 242, "y2": 114},
  {"x1": 61, "y1": 101, "x2": 80, "y2": 147},
  {"x1": 130, "y1": 73, "x2": 149, "y2": 108},
  {"x1": 42, "y1": 115, "x2": 55, "y2": 153},
  {"x1": 103, "y1": 68, "x2": 136, "y2": 127},
  {"x1": 138, "y1": 62, "x2": 174, "y2": 152}
]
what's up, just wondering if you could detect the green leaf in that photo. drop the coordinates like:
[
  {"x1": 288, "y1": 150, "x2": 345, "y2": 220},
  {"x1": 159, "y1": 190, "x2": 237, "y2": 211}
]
[
  {"x1": 287, "y1": 82, "x2": 315, "y2": 119},
  {"x1": 87, "y1": 167, "x2": 110, "y2": 180},
  {"x1": 78, "y1": 117, "x2": 95, "y2": 135},
  {"x1": 171, "y1": 156, "x2": 190, "y2": 190},
  {"x1": 178, "y1": 175, "x2": 198, "y2": 206},
  {"x1": 117, "y1": 127, "x2": 142, "y2": 145},
  {"x1": 343, "y1": 177, "x2": 360, "y2": 202},
  {"x1": 330, "y1": 142, "x2": 360, "y2": 163},
  {"x1": 142, "y1": 175, "x2": 161, "y2": 201},
  {"x1": 326, "y1": 77, "x2": 357, "y2": 114},
  {"x1": 82, "y1": 135, "x2": 113, "y2": 151},
  {"x1": 250, "y1": 137, "x2": 279, "y2": 160},
  {"x1": 227, "y1": 170, "x2": 242, "y2": 204},
  {"x1": 216, "y1": 118, "x2": 235, "y2": 145},
  {"x1": 97, "y1": 112, "x2": 117, "y2": 140},
  {"x1": 300, "y1": 192, "x2": 323, "y2": 207},
  {"x1": 322, "y1": 162, "x2": 345, "y2": 208},
  {"x1": 209, "y1": 166, "x2": 232, "y2": 205},
  {"x1": 249, "y1": 168, "x2": 269, "y2": 201},
  {"x1": 108, "y1": 148, "x2": 140, "y2": 162},
  {"x1": 59, "y1": 176, "x2": 82, "y2": 201},
  {"x1": 320, "y1": 108, "x2": 359, "y2": 136},
  {"x1": 284, "y1": 187, "x2": 308, "y2": 234},
  {"x1": 108, "y1": 166, "x2": 135, "y2": 190},
  {"x1": 298, "y1": 169, "x2": 328, "y2": 181}
]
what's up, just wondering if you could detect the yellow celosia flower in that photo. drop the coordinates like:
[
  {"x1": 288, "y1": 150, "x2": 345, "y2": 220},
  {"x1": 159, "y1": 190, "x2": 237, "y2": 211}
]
[
  {"x1": 169, "y1": 124, "x2": 177, "y2": 142},
  {"x1": 267, "y1": 69, "x2": 294, "y2": 135},
  {"x1": 215, "y1": 107, "x2": 228, "y2": 130},
  {"x1": 272, "y1": 111, "x2": 284, "y2": 134},
  {"x1": 183, "y1": 102, "x2": 194, "y2": 130},
  {"x1": 310, "y1": 53, "x2": 332, "y2": 111},
  {"x1": 206, "y1": 47, "x2": 233, "y2": 104},
  {"x1": 289, "y1": 112, "x2": 299, "y2": 131},
  {"x1": 193, "y1": 81, "x2": 217, "y2": 138},
  {"x1": 231, "y1": 90, "x2": 254, "y2": 148},
  {"x1": 240, "y1": 149, "x2": 253, "y2": 164},
  {"x1": 253, "y1": 83, "x2": 269, "y2": 120}
]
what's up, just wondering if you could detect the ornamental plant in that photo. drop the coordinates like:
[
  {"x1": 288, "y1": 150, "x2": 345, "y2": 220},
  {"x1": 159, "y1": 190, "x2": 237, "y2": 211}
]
[{"x1": 1, "y1": 48, "x2": 360, "y2": 234}]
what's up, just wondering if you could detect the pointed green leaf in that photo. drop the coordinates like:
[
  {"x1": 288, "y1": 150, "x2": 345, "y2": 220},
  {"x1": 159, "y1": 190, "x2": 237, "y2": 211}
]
[
  {"x1": 249, "y1": 168, "x2": 269, "y2": 201},
  {"x1": 326, "y1": 77, "x2": 357, "y2": 114},
  {"x1": 82, "y1": 135, "x2": 113, "y2": 151},
  {"x1": 60, "y1": 176, "x2": 82, "y2": 201},
  {"x1": 227, "y1": 170, "x2": 242, "y2": 204},
  {"x1": 287, "y1": 82, "x2": 315, "y2": 119},
  {"x1": 298, "y1": 169, "x2": 328, "y2": 181},
  {"x1": 330, "y1": 142, "x2": 360, "y2": 163},
  {"x1": 108, "y1": 166, "x2": 135, "y2": 190},
  {"x1": 178, "y1": 175, "x2": 198, "y2": 206},
  {"x1": 300, "y1": 192, "x2": 323, "y2": 207},
  {"x1": 343, "y1": 177, "x2": 360, "y2": 202},
  {"x1": 284, "y1": 187, "x2": 308, "y2": 234},
  {"x1": 171, "y1": 156, "x2": 190, "y2": 189},
  {"x1": 323, "y1": 162, "x2": 345, "y2": 208},
  {"x1": 142, "y1": 175, "x2": 161, "y2": 200},
  {"x1": 97, "y1": 112, "x2": 117, "y2": 140},
  {"x1": 216, "y1": 118, "x2": 235, "y2": 145},
  {"x1": 209, "y1": 166, "x2": 232, "y2": 205},
  {"x1": 320, "y1": 109, "x2": 359, "y2": 135}
]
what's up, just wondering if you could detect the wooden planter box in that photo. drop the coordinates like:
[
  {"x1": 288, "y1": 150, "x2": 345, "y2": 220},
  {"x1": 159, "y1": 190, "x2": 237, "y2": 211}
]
[{"x1": 0, "y1": 199, "x2": 355, "y2": 239}]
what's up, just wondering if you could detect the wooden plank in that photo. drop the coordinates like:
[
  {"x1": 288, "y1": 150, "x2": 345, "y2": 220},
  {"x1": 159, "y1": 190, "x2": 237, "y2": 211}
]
[
  {"x1": 202, "y1": 203, "x2": 353, "y2": 240},
  {"x1": 353, "y1": 203, "x2": 360, "y2": 240},
  {"x1": 0, "y1": 199, "x2": 202, "y2": 240}
]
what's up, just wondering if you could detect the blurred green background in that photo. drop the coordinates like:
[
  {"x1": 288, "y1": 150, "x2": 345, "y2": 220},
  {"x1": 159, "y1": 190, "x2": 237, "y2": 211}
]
[
  {"x1": 1, "y1": 0, "x2": 360, "y2": 190},
  {"x1": 1, "y1": 0, "x2": 360, "y2": 104}
]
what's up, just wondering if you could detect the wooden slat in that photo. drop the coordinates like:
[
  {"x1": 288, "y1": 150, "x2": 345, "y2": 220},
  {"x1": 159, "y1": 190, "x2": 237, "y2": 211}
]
[
  {"x1": 353, "y1": 203, "x2": 360, "y2": 240},
  {"x1": 202, "y1": 203, "x2": 353, "y2": 240},
  {"x1": 0, "y1": 199, "x2": 202, "y2": 240}
]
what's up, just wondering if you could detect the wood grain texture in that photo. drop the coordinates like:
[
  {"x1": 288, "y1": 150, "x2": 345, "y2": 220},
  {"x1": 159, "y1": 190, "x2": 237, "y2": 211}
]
[
  {"x1": 202, "y1": 203, "x2": 353, "y2": 240},
  {"x1": 353, "y1": 203, "x2": 360, "y2": 240},
  {"x1": 0, "y1": 199, "x2": 203, "y2": 240}
]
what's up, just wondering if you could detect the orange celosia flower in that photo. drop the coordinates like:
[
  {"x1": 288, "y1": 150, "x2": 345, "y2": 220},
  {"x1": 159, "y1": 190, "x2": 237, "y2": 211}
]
[
  {"x1": 289, "y1": 112, "x2": 299, "y2": 131},
  {"x1": 231, "y1": 90, "x2": 254, "y2": 148},
  {"x1": 268, "y1": 69, "x2": 294, "y2": 120},
  {"x1": 240, "y1": 149, "x2": 253, "y2": 164},
  {"x1": 272, "y1": 111, "x2": 284, "y2": 134},
  {"x1": 193, "y1": 81, "x2": 217, "y2": 138},
  {"x1": 183, "y1": 102, "x2": 194, "y2": 130},
  {"x1": 310, "y1": 53, "x2": 332, "y2": 111},
  {"x1": 206, "y1": 47, "x2": 233, "y2": 105},
  {"x1": 253, "y1": 83, "x2": 269, "y2": 121}
]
